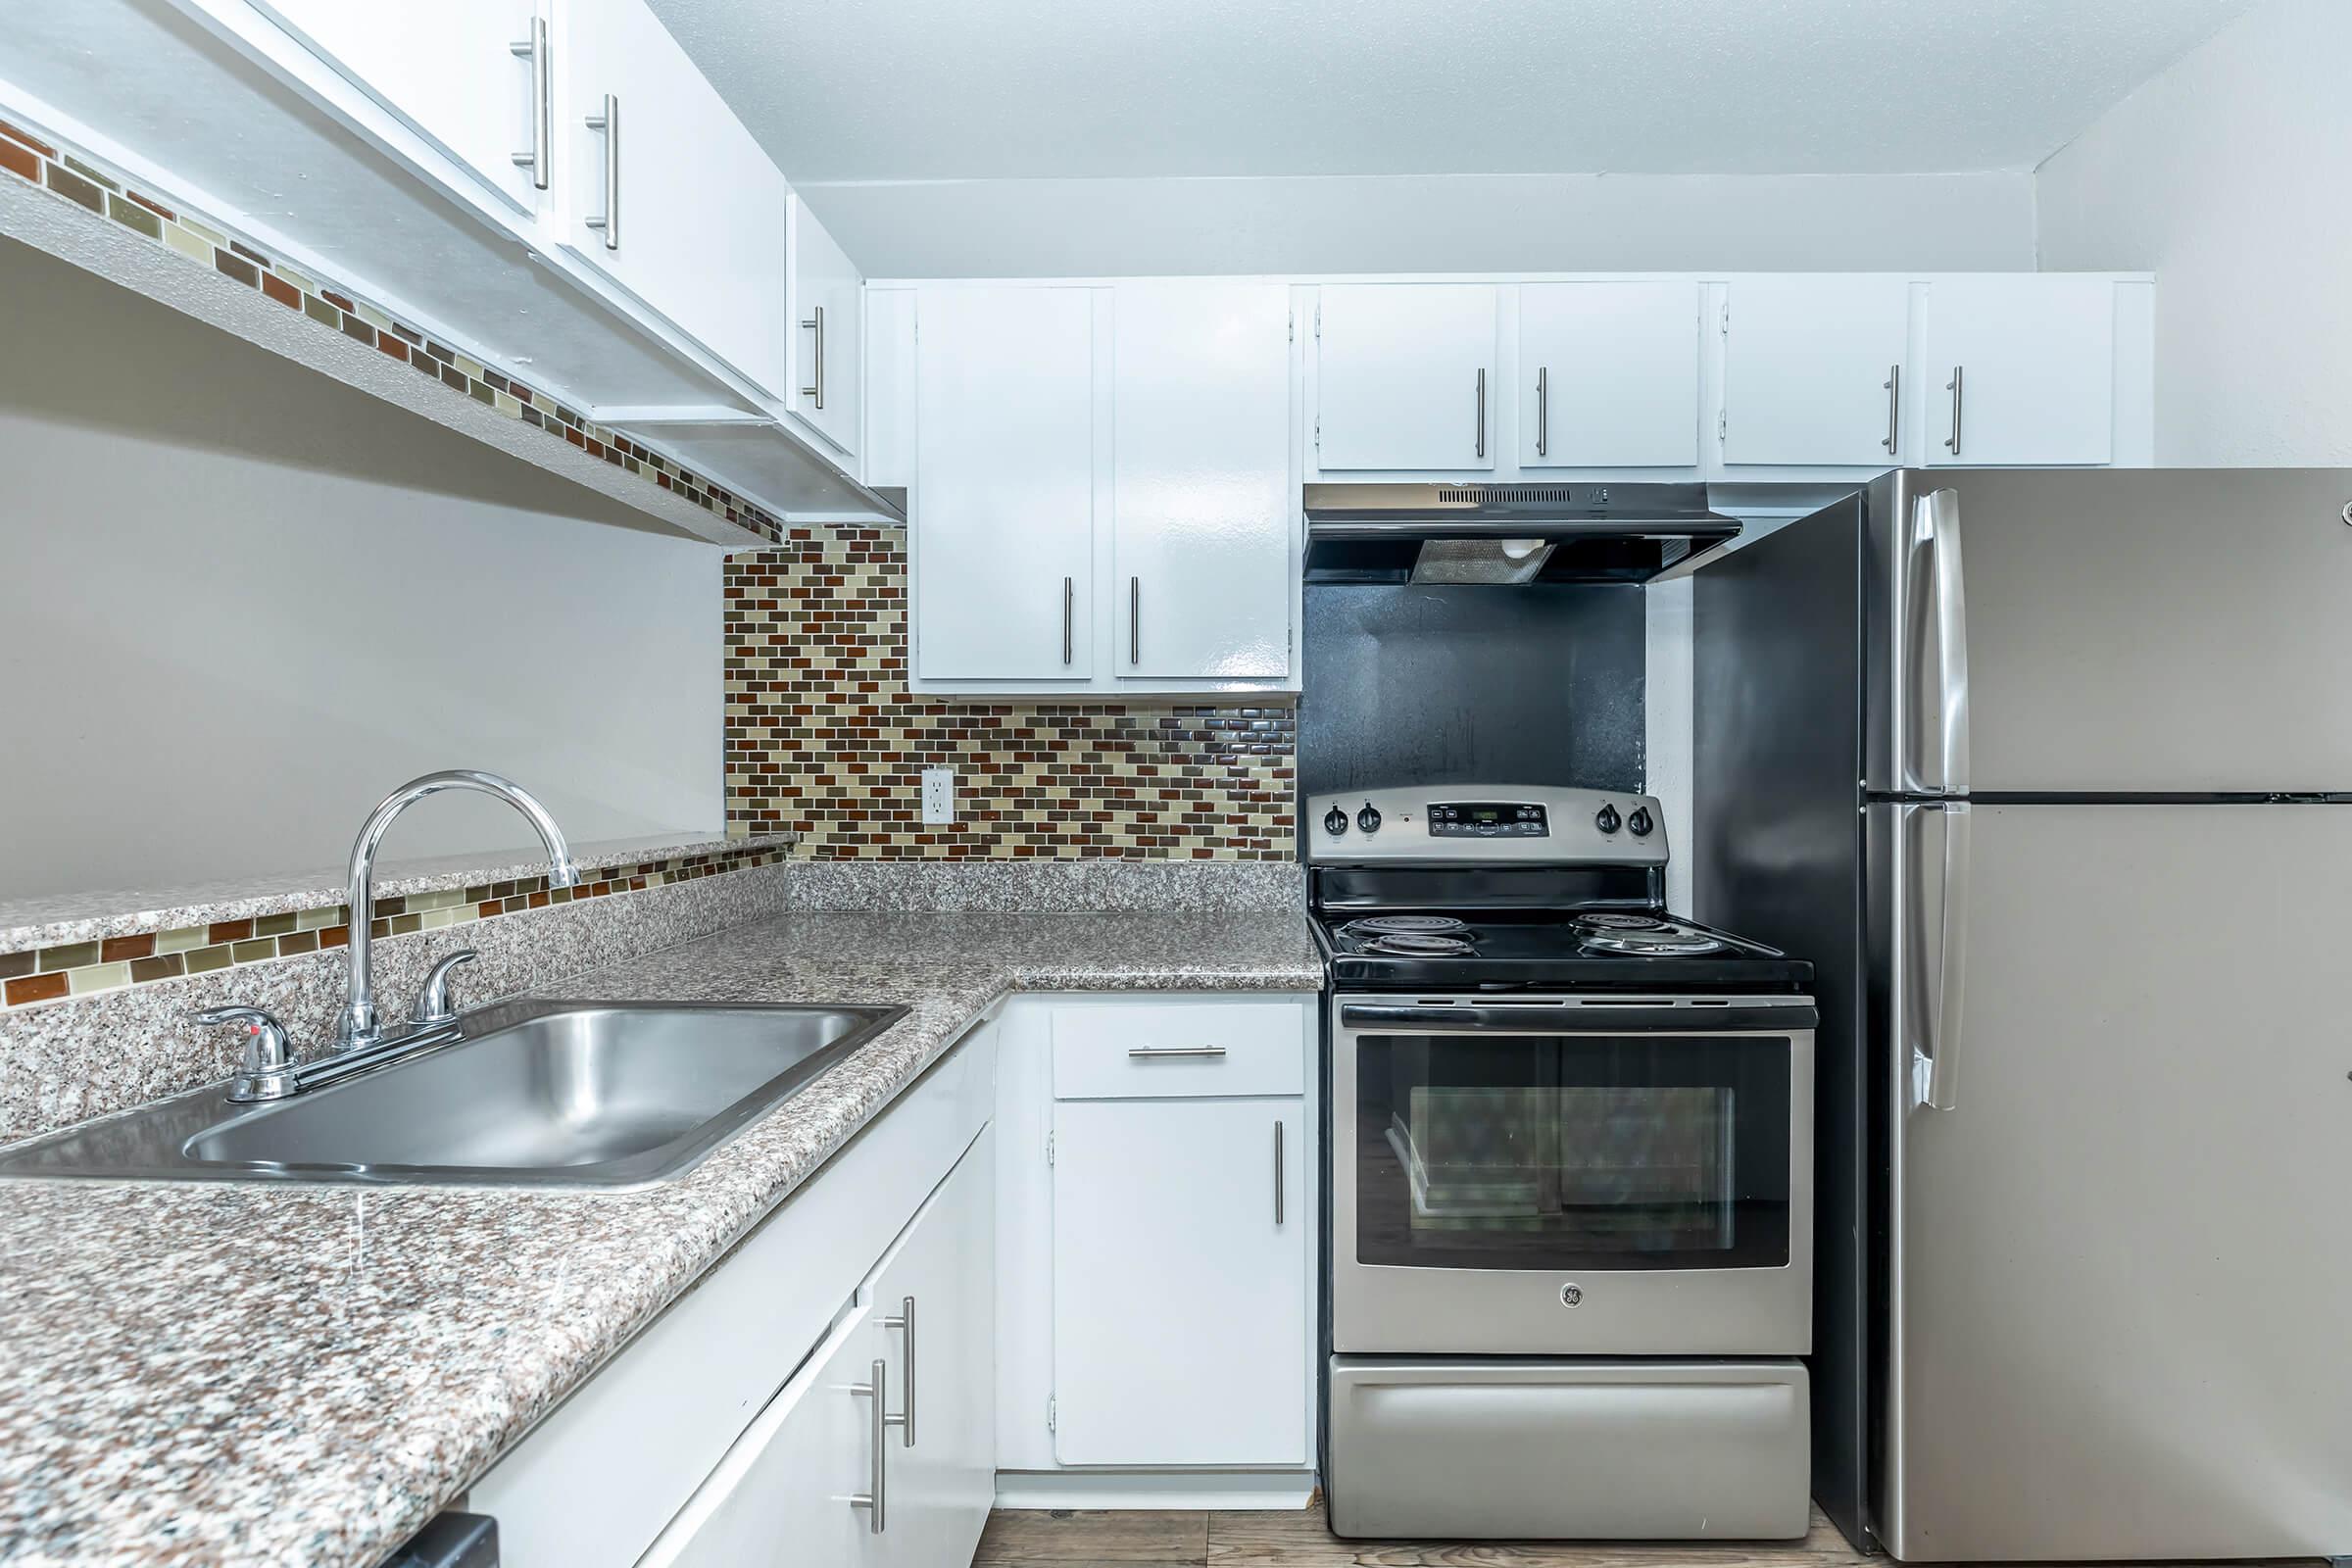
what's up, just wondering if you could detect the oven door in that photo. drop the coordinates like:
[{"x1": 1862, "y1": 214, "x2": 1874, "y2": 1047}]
[{"x1": 1331, "y1": 995, "x2": 1815, "y2": 1356}]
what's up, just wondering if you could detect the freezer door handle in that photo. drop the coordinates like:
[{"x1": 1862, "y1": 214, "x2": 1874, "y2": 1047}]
[
  {"x1": 1905, "y1": 487, "x2": 1973, "y2": 795},
  {"x1": 1902, "y1": 803, "x2": 1971, "y2": 1112}
]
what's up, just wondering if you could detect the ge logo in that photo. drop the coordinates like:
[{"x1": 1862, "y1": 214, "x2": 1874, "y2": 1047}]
[{"x1": 1559, "y1": 1283, "x2": 1584, "y2": 1307}]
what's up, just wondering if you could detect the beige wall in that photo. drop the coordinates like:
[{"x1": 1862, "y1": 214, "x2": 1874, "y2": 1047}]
[{"x1": 0, "y1": 237, "x2": 724, "y2": 899}]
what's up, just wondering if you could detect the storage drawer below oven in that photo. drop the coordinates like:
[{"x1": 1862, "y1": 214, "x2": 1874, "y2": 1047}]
[{"x1": 1326, "y1": 1357, "x2": 1809, "y2": 1541}]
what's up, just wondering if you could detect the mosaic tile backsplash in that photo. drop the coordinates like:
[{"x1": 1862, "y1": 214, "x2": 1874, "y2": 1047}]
[
  {"x1": 725, "y1": 528, "x2": 1297, "y2": 858},
  {"x1": 0, "y1": 846, "x2": 791, "y2": 1013},
  {"x1": 0, "y1": 115, "x2": 781, "y2": 544}
]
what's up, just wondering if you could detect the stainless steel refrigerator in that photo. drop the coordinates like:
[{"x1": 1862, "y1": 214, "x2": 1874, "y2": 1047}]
[{"x1": 1692, "y1": 468, "x2": 2352, "y2": 1561}]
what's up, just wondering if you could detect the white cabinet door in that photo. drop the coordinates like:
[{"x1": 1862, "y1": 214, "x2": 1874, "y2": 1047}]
[
  {"x1": 1722, "y1": 276, "x2": 1912, "y2": 466},
  {"x1": 251, "y1": 0, "x2": 544, "y2": 214},
  {"x1": 554, "y1": 0, "x2": 795, "y2": 400},
  {"x1": 788, "y1": 195, "x2": 862, "y2": 460},
  {"x1": 863, "y1": 1131, "x2": 995, "y2": 1568},
  {"x1": 1113, "y1": 280, "x2": 1293, "y2": 682},
  {"x1": 1052, "y1": 1098, "x2": 1308, "y2": 1466},
  {"x1": 1316, "y1": 283, "x2": 1497, "y2": 471},
  {"x1": 637, "y1": 1304, "x2": 877, "y2": 1568},
  {"x1": 1921, "y1": 276, "x2": 2116, "y2": 466},
  {"x1": 1518, "y1": 281, "x2": 1699, "y2": 467},
  {"x1": 913, "y1": 287, "x2": 1098, "y2": 681}
]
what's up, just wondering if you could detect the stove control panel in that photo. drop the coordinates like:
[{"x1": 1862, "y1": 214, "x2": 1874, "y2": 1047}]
[
  {"x1": 1428, "y1": 801, "x2": 1547, "y2": 837},
  {"x1": 1304, "y1": 784, "x2": 1669, "y2": 865}
]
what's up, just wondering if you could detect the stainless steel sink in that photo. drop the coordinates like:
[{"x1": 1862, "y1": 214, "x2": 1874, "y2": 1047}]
[{"x1": 0, "y1": 999, "x2": 906, "y2": 1188}]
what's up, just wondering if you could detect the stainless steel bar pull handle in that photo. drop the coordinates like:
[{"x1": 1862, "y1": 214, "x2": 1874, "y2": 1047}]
[
  {"x1": 583, "y1": 93, "x2": 618, "y2": 249},
  {"x1": 1273, "y1": 1119, "x2": 1286, "y2": 1225},
  {"x1": 1943, "y1": 365, "x2": 1963, "y2": 455},
  {"x1": 1883, "y1": 364, "x2": 1900, "y2": 455},
  {"x1": 1474, "y1": 368, "x2": 1487, "y2": 460},
  {"x1": 1060, "y1": 576, "x2": 1073, "y2": 665},
  {"x1": 1129, "y1": 576, "x2": 1140, "y2": 665},
  {"x1": 881, "y1": 1296, "x2": 915, "y2": 1447},
  {"x1": 1904, "y1": 804, "x2": 1972, "y2": 1113},
  {"x1": 509, "y1": 18, "x2": 550, "y2": 190},
  {"x1": 801, "y1": 304, "x2": 825, "y2": 407},
  {"x1": 1128, "y1": 1045, "x2": 1228, "y2": 1059},
  {"x1": 1535, "y1": 366, "x2": 1548, "y2": 458},
  {"x1": 1906, "y1": 488, "x2": 1972, "y2": 795},
  {"x1": 850, "y1": 1358, "x2": 887, "y2": 1532}
]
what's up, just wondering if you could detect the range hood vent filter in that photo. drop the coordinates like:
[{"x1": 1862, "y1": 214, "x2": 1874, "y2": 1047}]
[{"x1": 1409, "y1": 539, "x2": 1557, "y2": 584}]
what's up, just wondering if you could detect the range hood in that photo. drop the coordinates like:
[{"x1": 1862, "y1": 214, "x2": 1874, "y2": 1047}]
[{"x1": 1302, "y1": 482, "x2": 1739, "y2": 585}]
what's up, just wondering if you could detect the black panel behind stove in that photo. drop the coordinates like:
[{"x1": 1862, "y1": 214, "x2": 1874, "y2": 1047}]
[{"x1": 1298, "y1": 582, "x2": 1646, "y2": 805}]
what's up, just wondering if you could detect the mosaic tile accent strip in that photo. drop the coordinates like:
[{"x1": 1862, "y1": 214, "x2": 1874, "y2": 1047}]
[
  {"x1": 0, "y1": 114, "x2": 782, "y2": 545},
  {"x1": 725, "y1": 528, "x2": 1298, "y2": 858},
  {"x1": 0, "y1": 846, "x2": 791, "y2": 1013}
]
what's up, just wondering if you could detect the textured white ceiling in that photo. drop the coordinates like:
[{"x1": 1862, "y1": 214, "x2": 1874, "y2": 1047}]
[{"x1": 644, "y1": 0, "x2": 2253, "y2": 182}]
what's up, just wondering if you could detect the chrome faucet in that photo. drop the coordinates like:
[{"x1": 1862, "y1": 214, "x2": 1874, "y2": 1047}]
[{"x1": 337, "y1": 770, "x2": 577, "y2": 1050}]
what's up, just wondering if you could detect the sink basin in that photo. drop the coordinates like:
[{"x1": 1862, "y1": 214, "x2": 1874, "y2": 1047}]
[{"x1": 0, "y1": 999, "x2": 906, "y2": 1188}]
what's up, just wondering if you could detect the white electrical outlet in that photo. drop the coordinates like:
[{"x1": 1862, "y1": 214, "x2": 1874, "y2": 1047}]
[{"x1": 920, "y1": 767, "x2": 956, "y2": 824}]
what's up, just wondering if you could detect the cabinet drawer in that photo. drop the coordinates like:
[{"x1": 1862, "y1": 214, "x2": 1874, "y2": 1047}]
[{"x1": 1051, "y1": 1002, "x2": 1305, "y2": 1099}]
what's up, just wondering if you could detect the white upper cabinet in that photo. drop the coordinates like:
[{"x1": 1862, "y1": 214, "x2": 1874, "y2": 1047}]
[
  {"x1": 1316, "y1": 282, "x2": 1499, "y2": 471},
  {"x1": 1722, "y1": 275, "x2": 1912, "y2": 466},
  {"x1": 252, "y1": 0, "x2": 547, "y2": 215},
  {"x1": 1113, "y1": 281, "x2": 1295, "y2": 682},
  {"x1": 1518, "y1": 281, "x2": 1700, "y2": 467},
  {"x1": 554, "y1": 0, "x2": 795, "y2": 402},
  {"x1": 786, "y1": 195, "x2": 861, "y2": 460},
  {"x1": 914, "y1": 286, "x2": 1099, "y2": 682},
  {"x1": 1920, "y1": 276, "x2": 2117, "y2": 466}
]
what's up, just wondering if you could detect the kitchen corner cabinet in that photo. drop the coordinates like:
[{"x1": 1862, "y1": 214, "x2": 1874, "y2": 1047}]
[
  {"x1": 1920, "y1": 275, "x2": 2117, "y2": 466},
  {"x1": 1722, "y1": 275, "x2": 1912, "y2": 466},
  {"x1": 908, "y1": 282, "x2": 1298, "y2": 696},
  {"x1": 786, "y1": 195, "x2": 862, "y2": 460},
  {"x1": 1517, "y1": 280, "x2": 1699, "y2": 467},
  {"x1": 1314, "y1": 282, "x2": 1499, "y2": 471},
  {"x1": 554, "y1": 0, "x2": 795, "y2": 402},
  {"x1": 250, "y1": 0, "x2": 546, "y2": 216}
]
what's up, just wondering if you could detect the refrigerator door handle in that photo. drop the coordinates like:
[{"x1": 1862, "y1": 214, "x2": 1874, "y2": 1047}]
[
  {"x1": 1905, "y1": 487, "x2": 1973, "y2": 794},
  {"x1": 1904, "y1": 803, "x2": 1971, "y2": 1112}
]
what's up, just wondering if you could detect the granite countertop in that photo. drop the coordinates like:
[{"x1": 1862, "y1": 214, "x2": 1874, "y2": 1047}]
[
  {"x1": 0, "y1": 832, "x2": 801, "y2": 954},
  {"x1": 0, "y1": 907, "x2": 1322, "y2": 1568}
]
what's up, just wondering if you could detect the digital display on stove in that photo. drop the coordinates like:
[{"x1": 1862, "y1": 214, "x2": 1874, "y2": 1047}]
[{"x1": 1427, "y1": 800, "x2": 1548, "y2": 837}]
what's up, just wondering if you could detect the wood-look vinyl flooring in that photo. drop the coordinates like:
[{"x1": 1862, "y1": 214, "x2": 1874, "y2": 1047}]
[
  {"x1": 972, "y1": 1502, "x2": 2328, "y2": 1568},
  {"x1": 974, "y1": 1500, "x2": 1862, "y2": 1567}
]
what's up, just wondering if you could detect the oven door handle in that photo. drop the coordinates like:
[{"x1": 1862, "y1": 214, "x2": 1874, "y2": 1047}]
[{"x1": 1338, "y1": 1003, "x2": 1817, "y2": 1033}]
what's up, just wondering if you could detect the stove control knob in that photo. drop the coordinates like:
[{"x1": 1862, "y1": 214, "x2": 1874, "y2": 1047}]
[
  {"x1": 1356, "y1": 802, "x2": 1383, "y2": 834},
  {"x1": 1627, "y1": 807, "x2": 1654, "y2": 837},
  {"x1": 1594, "y1": 804, "x2": 1622, "y2": 835},
  {"x1": 1323, "y1": 806, "x2": 1348, "y2": 837}
]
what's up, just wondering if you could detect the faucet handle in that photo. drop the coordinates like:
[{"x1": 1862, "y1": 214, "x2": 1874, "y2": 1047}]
[
  {"x1": 411, "y1": 949, "x2": 479, "y2": 1026},
  {"x1": 189, "y1": 1006, "x2": 298, "y2": 1102}
]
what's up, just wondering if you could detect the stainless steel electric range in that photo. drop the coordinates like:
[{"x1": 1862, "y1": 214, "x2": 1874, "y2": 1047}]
[{"x1": 1309, "y1": 782, "x2": 1818, "y2": 1542}]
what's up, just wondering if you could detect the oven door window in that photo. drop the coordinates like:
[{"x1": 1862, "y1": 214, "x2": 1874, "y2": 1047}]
[{"x1": 1353, "y1": 1032, "x2": 1790, "y2": 1271}]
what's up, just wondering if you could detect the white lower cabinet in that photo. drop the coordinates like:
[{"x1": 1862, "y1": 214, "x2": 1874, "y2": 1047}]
[
  {"x1": 1051, "y1": 1097, "x2": 1309, "y2": 1466},
  {"x1": 995, "y1": 993, "x2": 1321, "y2": 1501},
  {"x1": 470, "y1": 1024, "x2": 994, "y2": 1568},
  {"x1": 644, "y1": 1129, "x2": 996, "y2": 1568}
]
